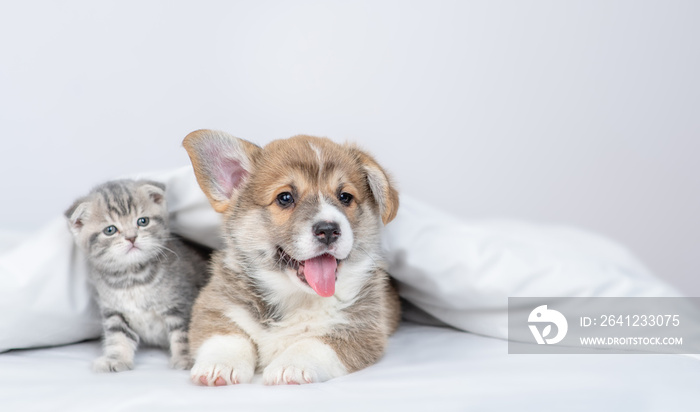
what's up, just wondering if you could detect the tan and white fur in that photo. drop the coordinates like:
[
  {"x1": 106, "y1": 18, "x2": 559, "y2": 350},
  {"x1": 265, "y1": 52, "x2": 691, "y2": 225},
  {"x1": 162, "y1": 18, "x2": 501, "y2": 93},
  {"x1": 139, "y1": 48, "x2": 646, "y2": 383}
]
[{"x1": 182, "y1": 129, "x2": 401, "y2": 385}]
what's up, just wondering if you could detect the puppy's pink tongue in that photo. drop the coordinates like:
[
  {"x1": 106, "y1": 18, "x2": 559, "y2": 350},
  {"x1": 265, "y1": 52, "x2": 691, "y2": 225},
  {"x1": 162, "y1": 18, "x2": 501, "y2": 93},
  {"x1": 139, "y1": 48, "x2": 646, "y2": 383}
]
[{"x1": 303, "y1": 254, "x2": 337, "y2": 297}]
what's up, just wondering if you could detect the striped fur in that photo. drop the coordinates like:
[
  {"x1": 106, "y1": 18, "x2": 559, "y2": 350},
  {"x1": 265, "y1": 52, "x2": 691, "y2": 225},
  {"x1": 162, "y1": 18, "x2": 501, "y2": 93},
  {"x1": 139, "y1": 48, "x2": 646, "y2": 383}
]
[{"x1": 65, "y1": 180, "x2": 211, "y2": 372}]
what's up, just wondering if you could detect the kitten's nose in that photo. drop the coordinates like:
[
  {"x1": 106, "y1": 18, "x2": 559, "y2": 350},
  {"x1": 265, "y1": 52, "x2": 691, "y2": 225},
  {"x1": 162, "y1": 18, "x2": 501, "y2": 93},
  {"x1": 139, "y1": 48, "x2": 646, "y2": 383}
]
[
  {"x1": 125, "y1": 235, "x2": 137, "y2": 244},
  {"x1": 313, "y1": 221, "x2": 340, "y2": 245}
]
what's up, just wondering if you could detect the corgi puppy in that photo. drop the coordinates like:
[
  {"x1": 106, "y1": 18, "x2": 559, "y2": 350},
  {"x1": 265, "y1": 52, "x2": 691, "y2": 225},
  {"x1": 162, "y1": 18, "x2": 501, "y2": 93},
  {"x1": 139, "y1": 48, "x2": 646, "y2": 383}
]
[{"x1": 182, "y1": 130, "x2": 401, "y2": 385}]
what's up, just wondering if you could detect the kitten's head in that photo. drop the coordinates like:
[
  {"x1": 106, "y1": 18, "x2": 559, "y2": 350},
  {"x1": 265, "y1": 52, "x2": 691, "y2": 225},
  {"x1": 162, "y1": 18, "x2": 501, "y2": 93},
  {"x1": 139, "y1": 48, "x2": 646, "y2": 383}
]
[{"x1": 65, "y1": 179, "x2": 169, "y2": 270}]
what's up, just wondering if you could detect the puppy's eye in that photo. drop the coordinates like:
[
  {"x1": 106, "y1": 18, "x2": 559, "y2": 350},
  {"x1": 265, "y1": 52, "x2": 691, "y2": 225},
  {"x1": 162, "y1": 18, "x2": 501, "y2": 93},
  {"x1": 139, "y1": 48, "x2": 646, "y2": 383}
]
[
  {"x1": 103, "y1": 225, "x2": 118, "y2": 236},
  {"x1": 276, "y1": 192, "x2": 294, "y2": 208},
  {"x1": 137, "y1": 217, "x2": 150, "y2": 227},
  {"x1": 338, "y1": 192, "x2": 354, "y2": 206}
]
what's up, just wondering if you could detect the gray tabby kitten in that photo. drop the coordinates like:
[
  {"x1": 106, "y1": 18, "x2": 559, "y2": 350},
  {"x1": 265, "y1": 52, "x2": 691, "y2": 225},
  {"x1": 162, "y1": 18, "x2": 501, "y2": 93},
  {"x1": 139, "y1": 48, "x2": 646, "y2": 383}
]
[{"x1": 65, "y1": 179, "x2": 211, "y2": 372}]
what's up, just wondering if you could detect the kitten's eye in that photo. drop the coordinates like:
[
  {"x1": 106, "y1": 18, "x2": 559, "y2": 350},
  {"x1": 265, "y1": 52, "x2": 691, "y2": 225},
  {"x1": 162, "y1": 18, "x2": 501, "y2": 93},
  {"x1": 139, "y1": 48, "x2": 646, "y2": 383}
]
[
  {"x1": 103, "y1": 225, "x2": 117, "y2": 236},
  {"x1": 276, "y1": 192, "x2": 294, "y2": 208},
  {"x1": 137, "y1": 217, "x2": 150, "y2": 227},
  {"x1": 338, "y1": 192, "x2": 354, "y2": 206}
]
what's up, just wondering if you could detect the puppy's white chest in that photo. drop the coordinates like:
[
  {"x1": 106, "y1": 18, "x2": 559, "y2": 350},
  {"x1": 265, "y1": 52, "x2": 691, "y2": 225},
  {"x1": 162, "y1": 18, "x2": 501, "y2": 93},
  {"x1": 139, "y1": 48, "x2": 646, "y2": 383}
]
[{"x1": 228, "y1": 298, "x2": 346, "y2": 367}]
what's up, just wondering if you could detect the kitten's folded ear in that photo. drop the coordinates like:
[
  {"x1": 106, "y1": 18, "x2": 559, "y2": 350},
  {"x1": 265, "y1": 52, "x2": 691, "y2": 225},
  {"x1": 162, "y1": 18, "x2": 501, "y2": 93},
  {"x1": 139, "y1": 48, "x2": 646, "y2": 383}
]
[
  {"x1": 182, "y1": 129, "x2": 262, "y2": 213},
  {"x1": 355, "y1": 149, "x2": 399, "y2": 225},
  {"x1": 64, "y1": 198, "x2": 90, "y2": 235},
  {"x1": 137, "y1": 180, "x2": 166, "y2": 205}
]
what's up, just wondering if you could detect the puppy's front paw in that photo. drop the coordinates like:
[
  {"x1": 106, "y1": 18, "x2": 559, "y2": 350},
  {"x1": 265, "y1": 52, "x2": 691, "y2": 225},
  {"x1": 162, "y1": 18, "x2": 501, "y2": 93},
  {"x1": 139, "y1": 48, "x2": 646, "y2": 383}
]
[
  {"x1": 169, "y1": 354, "x2": 194, "y2": 370},
  {"x1": 263, "y1": 362, "x2": 317, "y2": 385},
  {"x1": 191, "y1": 361, "x2": 254, "y2": 386},
  {"x1": 190, "y1": 335, "x2": 256, "y2": 386},
  {"x1": 92, "y1": 356, "x2": 133, "y2": 373},
  {"x1": 262, "y1": 339, "x2": 347, "y2": 385}
]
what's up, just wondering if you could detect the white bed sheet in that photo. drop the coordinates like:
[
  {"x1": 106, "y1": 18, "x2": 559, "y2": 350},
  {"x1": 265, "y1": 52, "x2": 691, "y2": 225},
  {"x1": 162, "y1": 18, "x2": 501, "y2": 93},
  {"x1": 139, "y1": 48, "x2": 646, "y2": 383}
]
[{"x1": 1, "y1": 322, "x2": 697, "y2": 412}]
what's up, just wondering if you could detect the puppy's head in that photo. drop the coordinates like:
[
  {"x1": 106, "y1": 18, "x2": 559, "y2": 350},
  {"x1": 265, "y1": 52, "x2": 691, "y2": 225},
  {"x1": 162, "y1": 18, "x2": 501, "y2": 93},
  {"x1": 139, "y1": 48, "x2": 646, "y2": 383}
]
[{"x1": 183, "y1": 130, "x2": 398, "y2": 298}]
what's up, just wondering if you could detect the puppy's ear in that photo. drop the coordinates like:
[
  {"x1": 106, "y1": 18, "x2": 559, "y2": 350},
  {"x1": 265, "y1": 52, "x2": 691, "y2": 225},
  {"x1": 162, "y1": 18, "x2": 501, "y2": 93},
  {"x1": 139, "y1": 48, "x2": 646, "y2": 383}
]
[
  {"x1": 137, "y1": 181, "x2": 166, "y2": 205},
  {"x1": 357, "y1": 151, "x2": 399, "y2": 225},
  {"x1": 182, "y1": 129, "x2": 262, "y2": 213},
  {"x1": 65, "y1": 198, "x2": 90, "y2": 235}
]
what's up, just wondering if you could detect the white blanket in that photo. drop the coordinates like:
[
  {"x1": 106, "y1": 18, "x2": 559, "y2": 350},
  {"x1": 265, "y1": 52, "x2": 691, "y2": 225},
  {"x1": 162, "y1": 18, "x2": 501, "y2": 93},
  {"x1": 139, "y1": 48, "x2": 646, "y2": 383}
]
[
  {"x1": 0, "y1": 166, "x2": 695, "y2": 411},
  {"x1": 1, "y1": 322, "x2": 697, "y2": 412}
]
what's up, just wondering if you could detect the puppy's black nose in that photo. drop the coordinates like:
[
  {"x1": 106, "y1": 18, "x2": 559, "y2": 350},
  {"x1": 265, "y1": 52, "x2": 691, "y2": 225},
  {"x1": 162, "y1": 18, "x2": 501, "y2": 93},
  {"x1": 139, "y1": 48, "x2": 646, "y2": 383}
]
[{"x1": 313, "y1": 221, "x2": 340, "y2": 245}]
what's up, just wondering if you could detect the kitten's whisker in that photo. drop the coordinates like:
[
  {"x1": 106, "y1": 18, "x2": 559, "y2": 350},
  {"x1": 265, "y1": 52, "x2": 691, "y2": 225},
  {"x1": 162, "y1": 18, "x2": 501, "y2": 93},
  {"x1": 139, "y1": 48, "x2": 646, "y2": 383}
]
[{"x1": 152, "y1": 244, "x2": 181, "y2": 263}]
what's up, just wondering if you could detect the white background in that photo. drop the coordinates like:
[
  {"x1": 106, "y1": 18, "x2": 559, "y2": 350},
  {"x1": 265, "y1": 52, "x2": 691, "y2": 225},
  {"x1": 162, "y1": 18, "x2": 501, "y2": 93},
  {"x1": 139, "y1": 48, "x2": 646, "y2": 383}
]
[{"x1": 1, "y1": 1, "x2": 698, "y2": 294}]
